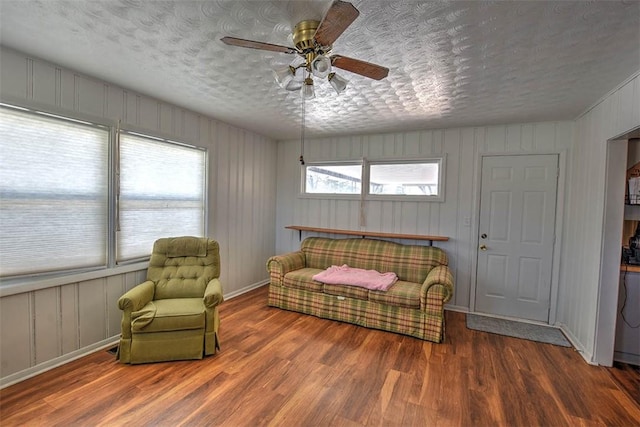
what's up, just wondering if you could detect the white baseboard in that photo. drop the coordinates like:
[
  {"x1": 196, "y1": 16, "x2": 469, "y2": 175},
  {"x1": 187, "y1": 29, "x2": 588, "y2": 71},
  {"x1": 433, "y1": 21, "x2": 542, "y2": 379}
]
[
  {"x1": 556, "y1": 322, "x2": 597, "y2": 366},
  {"x1": 223, "y1": 279, "x2": 269, "y2": 300},
  {"x1": 0, "y1": 337, "x2": 119, "y2": 389},
  {"x1": 614, "y1": 351, "x2": 640, "y2": 366},
  {"x1": 444, "y1": 305, "x2": 468, "y2": 313}
]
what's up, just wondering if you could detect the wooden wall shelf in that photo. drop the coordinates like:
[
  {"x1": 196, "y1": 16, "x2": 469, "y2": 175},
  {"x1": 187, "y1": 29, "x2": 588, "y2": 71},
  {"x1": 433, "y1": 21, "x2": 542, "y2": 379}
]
[{"x1": 286, "y1": 225, "x2": 449, "y2": 246}]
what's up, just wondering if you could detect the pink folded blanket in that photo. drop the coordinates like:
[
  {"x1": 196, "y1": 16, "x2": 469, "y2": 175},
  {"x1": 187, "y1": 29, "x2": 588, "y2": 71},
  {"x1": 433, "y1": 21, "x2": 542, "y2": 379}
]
[{"x1": 312, "y1": 264, "x2": 398, "y2": 291}]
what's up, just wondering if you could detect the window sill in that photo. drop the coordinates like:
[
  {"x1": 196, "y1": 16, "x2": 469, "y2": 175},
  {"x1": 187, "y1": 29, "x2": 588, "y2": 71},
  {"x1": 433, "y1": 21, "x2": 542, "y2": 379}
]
[{"x1": 0, "y1": 262, "x2": 149, "y2": 297}]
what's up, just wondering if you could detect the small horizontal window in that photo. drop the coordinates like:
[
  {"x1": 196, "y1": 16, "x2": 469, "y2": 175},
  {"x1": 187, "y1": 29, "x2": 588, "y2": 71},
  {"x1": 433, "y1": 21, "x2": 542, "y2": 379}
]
[
  {"x1": 301, "y1": 158, "x2": 445, "y2": 201},
  {"x1": 303, "y1": 163, "x2": 362, "y2": 195},
  {"x1": 368, "y1": 160, "x2": 442, "y2": 198}
]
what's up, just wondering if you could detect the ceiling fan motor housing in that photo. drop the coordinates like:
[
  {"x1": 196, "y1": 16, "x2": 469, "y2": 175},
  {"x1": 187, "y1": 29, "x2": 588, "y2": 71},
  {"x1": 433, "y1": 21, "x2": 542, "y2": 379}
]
[
  {"x1": 293, "y1": 20, "x2": 331, "y2": 66},
  {"x1": 293, "y1": 20, "x2": 319, "y2": 51}
]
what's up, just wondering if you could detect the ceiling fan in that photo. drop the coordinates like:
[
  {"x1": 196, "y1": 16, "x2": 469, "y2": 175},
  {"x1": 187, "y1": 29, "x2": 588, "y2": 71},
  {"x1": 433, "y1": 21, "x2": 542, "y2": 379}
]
[{"x1": 221, "y1": 0, "x2": 389, "y2": 97}]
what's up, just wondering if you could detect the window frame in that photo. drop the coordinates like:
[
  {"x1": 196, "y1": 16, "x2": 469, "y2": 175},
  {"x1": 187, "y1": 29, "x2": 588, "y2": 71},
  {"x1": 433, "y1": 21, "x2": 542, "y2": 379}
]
[
  {"x1": 365, "y1": 157, "x2": 445, "y2": 202},
  {"x1": 0, "y1": 102, "x2": 114, "y2": 281},
  {"x1": 299, "y1": 160, "x2": 364, "y2": 199},
  {"x1": 300, "y1": 156, "x2": 446, "y2": 202},
  {"x1": 116, "y1": 129, "x2": 208, "y2": 264}
]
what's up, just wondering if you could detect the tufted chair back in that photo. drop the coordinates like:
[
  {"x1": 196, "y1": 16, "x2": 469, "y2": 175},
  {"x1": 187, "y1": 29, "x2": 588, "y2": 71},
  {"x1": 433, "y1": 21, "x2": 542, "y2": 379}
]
[{"x1": 146, "y1": 236, "x2": 220, "y2": 300}]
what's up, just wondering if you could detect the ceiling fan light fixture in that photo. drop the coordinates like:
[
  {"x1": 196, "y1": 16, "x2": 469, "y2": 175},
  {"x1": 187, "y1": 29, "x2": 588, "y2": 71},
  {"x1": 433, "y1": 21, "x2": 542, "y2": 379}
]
[
  {"x1": 273, "y1": 65, "x2": 295, "y2": 89},
  {"x1": 311, "y1": 54, "x2": 332, "y2": 78},
  {"x1": 293, "y1": 65, "x2": 306, "y2": 83},
  {"x1": 301, "y1": 77, "x2": 315, "y2": 99},
  {"x1": 290, "y1": 55, "x2": 306, "y2": 68},
  {"x1": 328, "y1": 72, "x2": 348, "y2": 94},
  {"x1": 285, "y1": 79, "x2": 303, "y2": 91}
]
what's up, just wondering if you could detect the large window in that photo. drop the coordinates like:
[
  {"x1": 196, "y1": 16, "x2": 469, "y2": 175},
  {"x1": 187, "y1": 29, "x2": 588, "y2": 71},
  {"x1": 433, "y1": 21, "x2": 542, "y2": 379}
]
[
  {"x1": 0, "y1": 104, "x2": 208, "y2": 281},
  {"x1": 0, "y1": 105, "x2": 109, "y2": 277},
  {"x1": 301, "y1": 158, "x2": 444, "y2": 200},
  {"x1": 117, "y1": 133, "x2": 206, "y2": 262}
]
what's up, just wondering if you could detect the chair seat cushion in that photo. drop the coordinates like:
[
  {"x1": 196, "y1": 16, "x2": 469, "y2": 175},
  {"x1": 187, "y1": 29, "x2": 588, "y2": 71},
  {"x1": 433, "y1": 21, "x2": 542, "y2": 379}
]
[{"x1": 131, "y1": 298, "x2": 205, "y2": 333}]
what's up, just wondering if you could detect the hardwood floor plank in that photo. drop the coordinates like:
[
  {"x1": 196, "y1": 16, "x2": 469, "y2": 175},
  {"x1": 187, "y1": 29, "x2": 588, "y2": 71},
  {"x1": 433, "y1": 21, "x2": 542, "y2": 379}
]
[
  {"x1": 1, "y1": 285, "x2": 639, "y2": 427},
  {"x1": 609, "y1": 361, "x2": 640, "y2": 406}
]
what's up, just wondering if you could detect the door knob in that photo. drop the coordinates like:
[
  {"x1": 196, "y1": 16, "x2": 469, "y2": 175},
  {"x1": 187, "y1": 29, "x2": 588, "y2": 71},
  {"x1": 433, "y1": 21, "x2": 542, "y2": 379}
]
[{"x1": 480, "y1": 244, "x2": 487, "y2": 251}]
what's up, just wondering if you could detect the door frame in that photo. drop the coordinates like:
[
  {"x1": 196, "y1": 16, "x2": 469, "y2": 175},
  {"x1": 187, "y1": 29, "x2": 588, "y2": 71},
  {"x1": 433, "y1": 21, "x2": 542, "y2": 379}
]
[
  {"x1": 469, "y1": 151, "x2": 567, "y2": 325},
  {"x1": 595, "y1": 130, "x2": 638, "y2": 366}
]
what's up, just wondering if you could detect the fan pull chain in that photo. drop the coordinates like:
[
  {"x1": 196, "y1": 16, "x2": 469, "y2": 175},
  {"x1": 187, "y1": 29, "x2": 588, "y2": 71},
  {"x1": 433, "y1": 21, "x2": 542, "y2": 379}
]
[
  {"x1": 359, "y1": 157, "x2": 366, "y2": 227},
  {"x1": 299, "y1": 90, "x2": 305, "y2": 165}
]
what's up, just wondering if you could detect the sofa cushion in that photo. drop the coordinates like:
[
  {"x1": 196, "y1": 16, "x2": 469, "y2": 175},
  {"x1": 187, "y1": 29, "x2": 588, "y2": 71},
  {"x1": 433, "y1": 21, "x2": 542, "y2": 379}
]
[
  {"x1": 283, "y1": 268, "x2": 324, "y2": 292},
  {"x1": 323, "y1": 283, "x2": 370, "y2": 300},
  {"x1": 131, "y1": 298, "x2": 205, "y2": 333},
  {"x1": 368, "y1": 280, "x2": 421, "y2": 309}
]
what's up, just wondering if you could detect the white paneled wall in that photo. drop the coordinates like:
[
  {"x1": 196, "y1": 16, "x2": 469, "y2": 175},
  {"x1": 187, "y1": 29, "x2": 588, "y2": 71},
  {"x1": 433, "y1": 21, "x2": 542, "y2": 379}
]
[
  {"x1": 276, "y1": 122, "x2": 573, "y2": 311},
  {"x1": 1, "y1": 39, "x2": 635, "y2": 385},
  {"x1": 0, "y1": 46, "x2": 277, "y2": 386},
  {"x1": 559, "y1": 73, "x2": 640, "y2": 365}
]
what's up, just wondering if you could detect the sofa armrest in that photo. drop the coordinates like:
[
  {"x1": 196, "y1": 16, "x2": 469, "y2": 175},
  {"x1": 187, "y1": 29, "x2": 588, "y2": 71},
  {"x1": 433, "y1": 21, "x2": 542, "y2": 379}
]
[
  {"x1": 204, "y1": 278, "x2": 224, "y2": 308},
  {"x1": 420, "y1": 265, "x2": 454, "y2": 310},
  {"x1": 266, "y1": 251, "x2": 306, "y2": 286}
]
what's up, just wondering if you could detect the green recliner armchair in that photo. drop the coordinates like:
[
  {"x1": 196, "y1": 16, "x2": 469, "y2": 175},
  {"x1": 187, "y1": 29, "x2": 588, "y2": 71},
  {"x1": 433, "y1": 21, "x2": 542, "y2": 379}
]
[{"x1": 117, "y1": 236, "x2": 224, "y2": 364}]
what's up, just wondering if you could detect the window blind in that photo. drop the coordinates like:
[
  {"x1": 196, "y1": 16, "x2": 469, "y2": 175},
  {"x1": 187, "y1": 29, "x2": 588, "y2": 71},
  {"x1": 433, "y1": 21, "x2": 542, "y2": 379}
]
[
  {"x1": 0, "y1": 106, "x2": 109, "y2": 278},
  {"x1": 117, "y1": 132, "x2": 206, "y2": 262}
]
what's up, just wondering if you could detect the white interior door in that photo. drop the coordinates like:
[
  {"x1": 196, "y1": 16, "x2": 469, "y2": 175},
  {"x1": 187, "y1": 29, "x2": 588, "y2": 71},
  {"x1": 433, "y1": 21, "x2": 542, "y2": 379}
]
[{"x1": 475, "y1": 154, "x2": 558, "y2": 322}]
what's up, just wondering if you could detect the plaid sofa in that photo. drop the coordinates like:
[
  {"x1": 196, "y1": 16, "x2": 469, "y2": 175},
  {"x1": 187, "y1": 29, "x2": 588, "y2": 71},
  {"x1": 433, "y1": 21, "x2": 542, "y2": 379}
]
[{"x1": 267, "y1": 237, "x2": 454, "y2": 343}]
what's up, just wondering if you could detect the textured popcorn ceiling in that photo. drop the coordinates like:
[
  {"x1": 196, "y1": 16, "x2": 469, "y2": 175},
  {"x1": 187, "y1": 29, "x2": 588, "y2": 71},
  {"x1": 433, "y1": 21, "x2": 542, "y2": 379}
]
[{"x1": 1, "y1": 1, "x2": 639, "y2": 140}]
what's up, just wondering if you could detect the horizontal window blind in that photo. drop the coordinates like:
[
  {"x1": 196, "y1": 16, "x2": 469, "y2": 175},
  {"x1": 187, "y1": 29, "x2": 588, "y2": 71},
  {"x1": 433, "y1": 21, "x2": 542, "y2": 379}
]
[
  {"x1": 117, "y1": 133, "x2": 206, "y2": 262},
  {"x1": 0, "y1": 106, "x2": 109, "y2": 278}
]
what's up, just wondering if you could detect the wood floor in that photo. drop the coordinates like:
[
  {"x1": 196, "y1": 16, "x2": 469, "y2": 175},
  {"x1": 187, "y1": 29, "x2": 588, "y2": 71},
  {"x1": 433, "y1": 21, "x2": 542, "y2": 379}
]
[{"x1": 1, "y1": 285, "x2": 639, "y2": 426}]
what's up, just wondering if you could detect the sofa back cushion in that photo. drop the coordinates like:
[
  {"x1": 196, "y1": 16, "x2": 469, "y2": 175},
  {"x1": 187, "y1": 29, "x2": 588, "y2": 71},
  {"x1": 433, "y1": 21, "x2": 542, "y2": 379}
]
[
  {"x1": 147, "y1": 237, "x2": 220, "y2": 300},
  {"x1": 301, "y1": 237, "x2": 447, "y2": 283}
]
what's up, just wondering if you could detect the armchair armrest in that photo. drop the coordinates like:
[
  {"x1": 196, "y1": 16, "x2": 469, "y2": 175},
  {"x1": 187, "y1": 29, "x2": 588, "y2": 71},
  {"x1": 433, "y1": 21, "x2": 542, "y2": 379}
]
[
  {"x1": 117, "y1": 280, "x2": 154, "y2": 341},
  {"x1": 420, "y1": 265, "x2": 454, "y2": 310},
  {"x1": 204, "y1": 278, "x2": 224, "y2": 308},
  {"x1": 118, "y1": 280, "x2": 155, "y2": 312},
  {"x1": 266, "y1": 251, "x2": 306, "y2": 286}
]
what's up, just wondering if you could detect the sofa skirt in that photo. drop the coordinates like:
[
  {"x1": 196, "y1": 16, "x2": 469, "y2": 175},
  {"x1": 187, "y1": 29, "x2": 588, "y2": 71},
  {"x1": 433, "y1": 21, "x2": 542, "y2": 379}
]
[{"x1": 268, "y1": 284, "x2": 445, "y2": 343}]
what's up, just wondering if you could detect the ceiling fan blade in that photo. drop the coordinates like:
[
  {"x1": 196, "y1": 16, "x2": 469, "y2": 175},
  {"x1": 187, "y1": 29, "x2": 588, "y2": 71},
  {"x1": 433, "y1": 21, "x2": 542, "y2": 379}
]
[
  {"x1": 331, "y1": 55, "x2": 389, "y2": 80},
  {"x1": 314, "y1": 1, "x2": 360, "y2": 47},
  {"x1": 221, "y1": 37, "x2": 297, "y2": 54}
]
